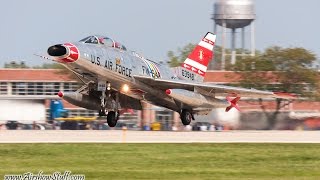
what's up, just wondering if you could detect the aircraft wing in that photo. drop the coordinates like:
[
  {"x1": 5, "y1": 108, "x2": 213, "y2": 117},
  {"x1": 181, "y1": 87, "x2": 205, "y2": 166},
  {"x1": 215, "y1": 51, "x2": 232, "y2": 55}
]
[{"x1": 133, "y1": 75, "x2": 295, "y2": 99}]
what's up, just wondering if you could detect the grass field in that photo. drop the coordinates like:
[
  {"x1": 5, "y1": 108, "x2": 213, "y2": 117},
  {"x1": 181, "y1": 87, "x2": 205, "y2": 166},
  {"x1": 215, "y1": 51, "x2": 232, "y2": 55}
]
[{"x1": 0, "y1": 144, "x2": 320, "y2": 180}]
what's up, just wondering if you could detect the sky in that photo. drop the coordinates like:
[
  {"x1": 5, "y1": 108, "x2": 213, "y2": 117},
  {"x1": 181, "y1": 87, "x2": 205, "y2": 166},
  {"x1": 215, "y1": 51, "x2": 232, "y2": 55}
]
[{"x1": 0, "y1": 0, "x2": 319, "y2": 67}]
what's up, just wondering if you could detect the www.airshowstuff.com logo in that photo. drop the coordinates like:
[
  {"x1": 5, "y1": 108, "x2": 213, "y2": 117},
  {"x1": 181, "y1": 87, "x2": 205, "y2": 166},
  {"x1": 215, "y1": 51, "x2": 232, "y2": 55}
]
[{"x1": 4, "y1": 171, "x2": 85, "y2": 180}]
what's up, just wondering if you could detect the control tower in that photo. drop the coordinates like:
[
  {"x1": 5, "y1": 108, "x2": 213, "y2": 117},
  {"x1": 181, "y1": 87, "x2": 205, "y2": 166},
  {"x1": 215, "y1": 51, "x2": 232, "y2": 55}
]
[{"x1": 212, "y1": 0, "x2": 256, "y2": 70}]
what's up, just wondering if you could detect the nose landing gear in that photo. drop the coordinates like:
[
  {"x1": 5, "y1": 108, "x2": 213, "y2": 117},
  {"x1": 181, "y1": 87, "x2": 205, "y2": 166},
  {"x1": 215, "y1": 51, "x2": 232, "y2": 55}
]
[
  {"x1": 98, "y1": 81, "x2": 120, "y2": 127},
  {"x1": 107, "y1": 110, "x2": 120, "y2": 127}
]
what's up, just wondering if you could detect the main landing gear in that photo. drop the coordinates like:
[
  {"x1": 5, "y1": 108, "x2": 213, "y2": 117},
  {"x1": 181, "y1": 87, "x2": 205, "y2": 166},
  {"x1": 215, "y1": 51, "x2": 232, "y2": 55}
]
[
  {"x1": 180, "y1": 109, "x2": 194, "y2": 125},
  {"x1": 107, "y1": 111, "x2": 120, "y2": 127},
  {"x1": 98, "y1": 81, "x2": 120, "y2": 127}
]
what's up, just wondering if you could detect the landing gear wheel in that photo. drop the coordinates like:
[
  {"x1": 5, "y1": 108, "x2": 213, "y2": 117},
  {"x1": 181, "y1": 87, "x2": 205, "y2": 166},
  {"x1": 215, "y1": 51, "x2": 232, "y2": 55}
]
[
  {"x1": 107, "y1": 111, "x2": 118, "y2": 127},
  {"x1": 180, "y1": 110, "x2": 192, "y2": 125}
]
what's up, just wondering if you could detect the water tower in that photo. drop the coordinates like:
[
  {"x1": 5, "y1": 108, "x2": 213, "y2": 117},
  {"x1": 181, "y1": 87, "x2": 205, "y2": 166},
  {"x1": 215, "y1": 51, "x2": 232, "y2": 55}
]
[{"x1": 212, "y1": 0, "x2": 256, "y2": 70}]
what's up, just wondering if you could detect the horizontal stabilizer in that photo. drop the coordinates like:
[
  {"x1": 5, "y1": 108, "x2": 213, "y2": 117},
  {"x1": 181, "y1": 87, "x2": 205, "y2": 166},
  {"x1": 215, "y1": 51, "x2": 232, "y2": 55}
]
[{"x1": 226, "y1": 96, "x2": 241, "y2": 112}]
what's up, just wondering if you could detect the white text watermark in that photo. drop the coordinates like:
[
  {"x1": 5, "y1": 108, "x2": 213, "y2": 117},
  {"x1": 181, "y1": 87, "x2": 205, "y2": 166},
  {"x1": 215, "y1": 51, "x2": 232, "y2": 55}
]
[{"x1": 4, "y1": 171, "x2": 85, "y2": 180}]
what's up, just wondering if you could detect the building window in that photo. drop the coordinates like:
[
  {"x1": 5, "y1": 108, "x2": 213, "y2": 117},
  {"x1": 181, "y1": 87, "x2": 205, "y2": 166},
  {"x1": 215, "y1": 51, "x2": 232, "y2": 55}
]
[
  {"x1": 63, "y1": 82, "x2": 79, "y2": 92},
  {"x1": 12, "y1": 82, "x2": 67, "y2": 95},
  {"x1": 68, "y1": 109, "x2": 97, "y2": 117},
  {"x1": 46, "y1": 109, "x2": 98, "y2": 120},
  {"x1": 12, "y1": 82, "x2": 27, "y2": 95},
  {"x1": 43, "y1": 82, "x2": 60, "y2": 95},
  {"x1": 27, "y1": 82, "x2": 35, "y2": 95},
  {"x1": 155, "y1": 110, "x2": 173, "y2": 131},
  {"x1": 0, "y1": 82, "x2": 7, "y2": 95},
  {"x1": 35, "y1": 82, "x2": 43, "y2": 95}
]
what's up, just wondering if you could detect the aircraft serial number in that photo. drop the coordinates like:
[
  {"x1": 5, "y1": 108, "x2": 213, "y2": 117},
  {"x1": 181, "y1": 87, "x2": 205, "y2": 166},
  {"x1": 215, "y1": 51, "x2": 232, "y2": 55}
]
[{"x1": 182, "y1": 69, "x2": 195, "y2": 80}]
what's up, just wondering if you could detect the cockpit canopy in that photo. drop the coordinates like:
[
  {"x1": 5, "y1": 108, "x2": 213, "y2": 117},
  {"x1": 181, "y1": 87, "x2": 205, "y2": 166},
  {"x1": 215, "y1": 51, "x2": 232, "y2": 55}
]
[{"x1": 79, "y1": 35, "x2": 127, "y2": 51}]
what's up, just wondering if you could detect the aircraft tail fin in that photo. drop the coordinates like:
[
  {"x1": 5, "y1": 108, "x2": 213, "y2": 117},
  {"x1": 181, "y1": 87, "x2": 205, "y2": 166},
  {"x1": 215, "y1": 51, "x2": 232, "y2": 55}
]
[{"x1": 178, "y1": 32, "x2": 216, "y2": 82}]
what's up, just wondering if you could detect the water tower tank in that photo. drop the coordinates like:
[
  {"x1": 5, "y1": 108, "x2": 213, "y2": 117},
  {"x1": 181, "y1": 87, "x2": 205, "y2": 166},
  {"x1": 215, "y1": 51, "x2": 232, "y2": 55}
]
[{"x1": 213, "y1": 0, "x2": 255, "y2": 29}]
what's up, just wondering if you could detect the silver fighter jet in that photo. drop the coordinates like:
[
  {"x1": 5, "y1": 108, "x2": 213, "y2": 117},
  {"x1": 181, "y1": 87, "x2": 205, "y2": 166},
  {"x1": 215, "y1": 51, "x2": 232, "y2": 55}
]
[{"x1": 45, "y1": 32, "x2": 294, "y2": 127}]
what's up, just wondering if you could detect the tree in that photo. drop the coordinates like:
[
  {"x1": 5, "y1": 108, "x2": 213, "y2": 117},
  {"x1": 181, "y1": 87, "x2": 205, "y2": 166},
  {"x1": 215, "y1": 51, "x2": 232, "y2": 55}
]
[
  {"x1": 33, "y1": 63, "x2": 65, "y2": 69},
  {"x1": 4, "y1": 61, "x2": 66, "y2": 69},
  {"x1": 167, "y1": 43, "x2": 196, "y2": 67},
  {"x1": 233, "y1": 46, "x2": 319, "y2": 129},
  {"x1": 4, "y1": 61, "x2": 29, "y2": 69}
]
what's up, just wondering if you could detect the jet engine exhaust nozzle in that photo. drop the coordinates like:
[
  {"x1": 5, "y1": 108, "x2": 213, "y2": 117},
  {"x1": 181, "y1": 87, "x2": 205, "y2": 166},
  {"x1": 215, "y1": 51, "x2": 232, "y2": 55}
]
[{"x1": 47, "y1": 44, "x2": 68, "y2": 57}]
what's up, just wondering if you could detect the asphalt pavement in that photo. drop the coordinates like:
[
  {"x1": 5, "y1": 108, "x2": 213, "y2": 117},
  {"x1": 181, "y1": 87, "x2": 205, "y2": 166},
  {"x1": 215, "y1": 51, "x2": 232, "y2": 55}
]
[{"x1": 0, "y1": 130, "x2": 319, "y2": 143}]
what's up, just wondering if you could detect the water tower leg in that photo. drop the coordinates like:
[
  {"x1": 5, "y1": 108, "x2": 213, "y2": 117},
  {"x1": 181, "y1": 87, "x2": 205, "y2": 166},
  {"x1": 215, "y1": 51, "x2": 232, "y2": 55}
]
[
  {"x1": 241, "y1": 27, "x2": 245, "y2": 59},
  {"x1": 209, "y1": 23, "x2": 218, "y2": 70},
  {"x1": 221, "y1": 20, "x2": 226, "y2": 70},
  {"x1": 231, "y1": 28, "x2": 236, "y2": 65},
  {"x1": 251, "y1": 21, "x2": 255, "y2": 56}
]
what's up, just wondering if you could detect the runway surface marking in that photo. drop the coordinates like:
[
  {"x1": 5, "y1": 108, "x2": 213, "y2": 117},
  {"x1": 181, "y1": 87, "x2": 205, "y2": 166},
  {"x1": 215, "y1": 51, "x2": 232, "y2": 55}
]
[{"x1": 0, "y1": 130, "x2": 320, "y2": 143}]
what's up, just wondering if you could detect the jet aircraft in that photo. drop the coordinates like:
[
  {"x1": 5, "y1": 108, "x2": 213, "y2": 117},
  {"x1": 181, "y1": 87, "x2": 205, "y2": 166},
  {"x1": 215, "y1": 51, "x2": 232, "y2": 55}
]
[{"x1": 44, "y1": 32, "x2": 294, "y2": 127}]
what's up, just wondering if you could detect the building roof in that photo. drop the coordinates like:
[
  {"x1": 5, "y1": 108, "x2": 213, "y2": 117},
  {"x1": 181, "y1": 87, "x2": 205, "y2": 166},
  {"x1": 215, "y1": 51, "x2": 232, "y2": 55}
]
[
  {"x1": 204, "y1": 71, "x2": 241, "y2": 83},
  {"x1": 204, "y1": 71, "x2": 279, "y2": 83},
  {"x1": 0, "y1": 69, "x2": 76, "y2": 82},
  {"x1": 239, "y1": 100, "x2": 320, "y2": 112}
]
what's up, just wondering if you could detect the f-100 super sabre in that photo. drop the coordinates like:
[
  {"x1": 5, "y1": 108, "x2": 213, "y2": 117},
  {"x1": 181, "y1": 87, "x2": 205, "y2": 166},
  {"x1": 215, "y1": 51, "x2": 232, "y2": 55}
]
[{"x1": 42, "y1": 32, "x2": 293, "y2": 127}]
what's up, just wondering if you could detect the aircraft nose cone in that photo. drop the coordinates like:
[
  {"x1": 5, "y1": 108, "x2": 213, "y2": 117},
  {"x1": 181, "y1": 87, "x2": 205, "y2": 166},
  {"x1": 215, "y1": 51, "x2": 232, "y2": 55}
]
[{"x1": 47, "y1": 44, "x2": 67, "y2": 57}]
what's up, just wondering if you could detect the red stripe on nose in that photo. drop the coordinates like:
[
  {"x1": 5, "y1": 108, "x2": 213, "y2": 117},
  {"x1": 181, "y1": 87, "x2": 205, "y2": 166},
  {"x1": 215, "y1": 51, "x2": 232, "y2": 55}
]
[{"x1": 60, "y1": 43, "x2": 79, "y2": 63}]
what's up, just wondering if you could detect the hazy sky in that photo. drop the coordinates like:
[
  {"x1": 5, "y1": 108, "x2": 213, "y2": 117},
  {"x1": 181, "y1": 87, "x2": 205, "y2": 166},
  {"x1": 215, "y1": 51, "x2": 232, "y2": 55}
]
[{"x1": 0, "y1": 0, "x2": 319, "y2": 67}]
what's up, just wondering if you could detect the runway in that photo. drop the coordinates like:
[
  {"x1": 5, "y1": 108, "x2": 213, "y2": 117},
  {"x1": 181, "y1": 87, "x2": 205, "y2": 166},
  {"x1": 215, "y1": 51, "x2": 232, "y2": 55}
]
[{"x1": 0, "y1": 130, "x2": 320, "y2": 143}]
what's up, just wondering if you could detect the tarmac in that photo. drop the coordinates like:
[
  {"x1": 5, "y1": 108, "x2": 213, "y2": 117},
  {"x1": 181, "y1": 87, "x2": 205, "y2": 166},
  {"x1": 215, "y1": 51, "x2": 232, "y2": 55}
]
[{"x1": 0, "y1": 130, "x2": 320, "y2": 143}]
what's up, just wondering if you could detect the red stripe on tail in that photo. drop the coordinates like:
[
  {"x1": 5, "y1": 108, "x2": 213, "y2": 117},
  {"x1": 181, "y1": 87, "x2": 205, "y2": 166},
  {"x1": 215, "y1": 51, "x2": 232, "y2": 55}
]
[
  {"x1": 181, "y1": 32, "x2": 216, "y2": 77},
  {"x1": 187, "y1": 46, "x2": 213, "y2": 67}
]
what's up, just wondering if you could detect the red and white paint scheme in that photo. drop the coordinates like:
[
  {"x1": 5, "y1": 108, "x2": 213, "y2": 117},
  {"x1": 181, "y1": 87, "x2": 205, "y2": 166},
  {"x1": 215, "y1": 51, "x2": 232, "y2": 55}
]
[
  {"x1": 182, "y1": 33, "x2": 216, "y2": 76},
  {"x1": 59, "y1": 43, "x2": 80, "y2": 63},
  {"x1": 226, "y1": 96, "x2": 241, "y2": 112},
  {"x1": 47, "y1": 42, "x2": 79, "y2": 63}
]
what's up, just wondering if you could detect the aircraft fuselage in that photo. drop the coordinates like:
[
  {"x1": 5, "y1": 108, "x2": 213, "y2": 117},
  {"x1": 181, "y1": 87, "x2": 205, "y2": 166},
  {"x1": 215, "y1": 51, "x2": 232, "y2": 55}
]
[{"x1": 63, "y1": 42, "x2": 181, "y2": 111}]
